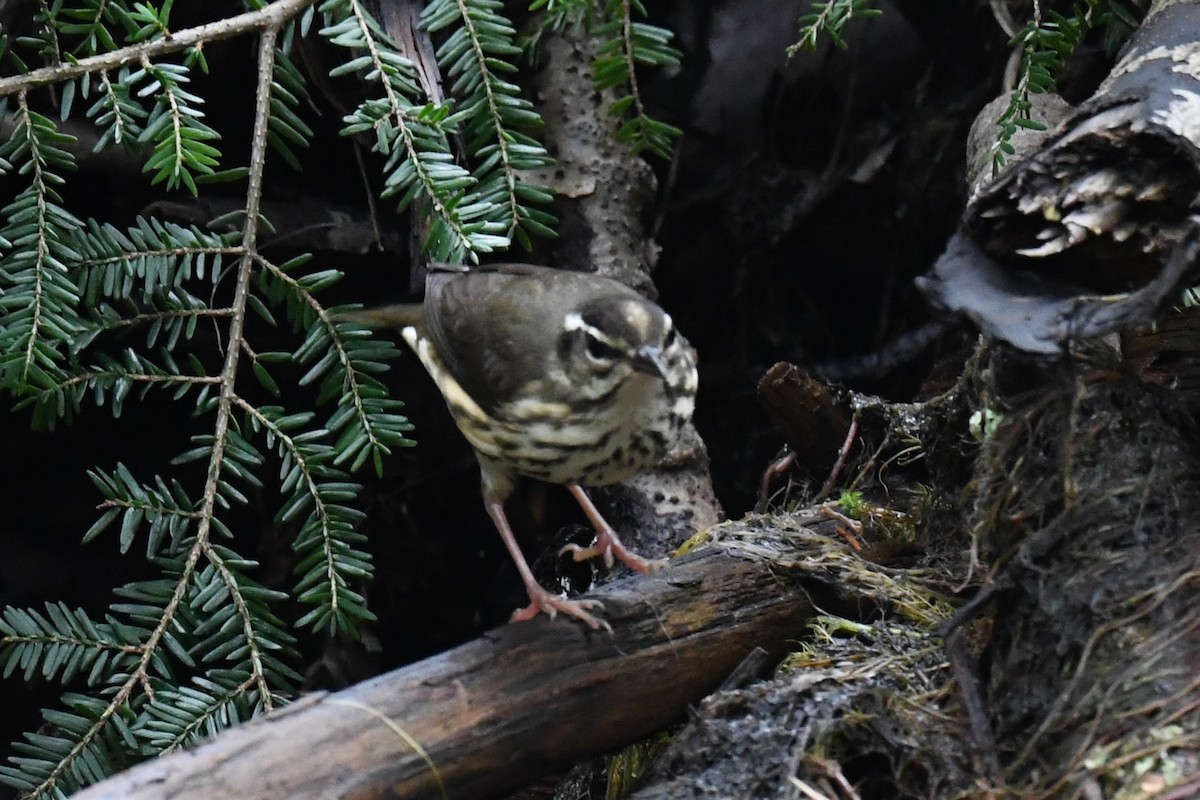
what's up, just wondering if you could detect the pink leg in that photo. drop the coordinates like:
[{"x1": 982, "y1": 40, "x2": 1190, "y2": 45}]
[
  {"x1": 559, "y1": 483, "x2": 668, "y2": 573},
  {"x1": 484, "y1": 497, "x2": 610, "y2": 631}
]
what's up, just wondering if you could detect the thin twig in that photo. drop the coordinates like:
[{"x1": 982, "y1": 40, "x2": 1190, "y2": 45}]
[
  {"x1": 756, "y1": 450, "x2": 796, "y2": 513},
  {"x1": 198, "y1": 21, "x2": 284, "y2": 709},
  {"x1": 0, "y1": 0, "x2": 313, "y2": 97},
  {"x1": 944, "y1": 628, "x2": 1000, "y2": 777},
  {"x1": 813, "y1": 417, "x2": 860, "y2": 503}
]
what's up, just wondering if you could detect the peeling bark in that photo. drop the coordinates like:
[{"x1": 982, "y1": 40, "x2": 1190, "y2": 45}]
[{"x1": 921, "y1": 0, "x2": 1200, "y2": 353}]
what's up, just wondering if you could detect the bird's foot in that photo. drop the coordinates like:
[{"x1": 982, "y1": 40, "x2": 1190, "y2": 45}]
[
  {"x1": 563, "y1": 483, "x2": 669, "y2": 572},
  {"x1": 560, "y1": 529, "x2": 667, "y2": 573},
  {"x1": 511, "y1": 587, "x2": 611, "y2": 632}
]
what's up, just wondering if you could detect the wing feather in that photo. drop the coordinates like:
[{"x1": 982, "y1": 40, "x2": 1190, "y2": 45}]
[{"x1": 422, "y1": 264, "x2": 640, "y2": 412}]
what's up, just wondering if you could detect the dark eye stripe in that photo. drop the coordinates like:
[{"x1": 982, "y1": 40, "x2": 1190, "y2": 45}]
[{"x1": 585, "y1": 332, "x2": 622, "y2": 361}]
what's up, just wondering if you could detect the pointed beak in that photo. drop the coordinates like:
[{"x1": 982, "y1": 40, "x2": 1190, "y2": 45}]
[{"x1": 631, "y1": 345, "x2": 670, "y2": 382}]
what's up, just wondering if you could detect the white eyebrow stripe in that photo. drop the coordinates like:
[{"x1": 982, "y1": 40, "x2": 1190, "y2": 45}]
[
  {"x1": 563, "y1": 310, "x2": 622, "y2": 346},
  {"x1": 563, "y1": 311, "x2": 586, "y2": 331}
]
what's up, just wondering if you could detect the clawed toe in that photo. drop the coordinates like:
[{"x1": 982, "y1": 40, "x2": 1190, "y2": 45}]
[
  {"x1": 560, "y1": 541, "x2": 615, "y2": 569},
  {"x1": 560, "y1": 539, "x2": 666, "y2": 574},
  {"x1": 512, "y1": 589, "x2": 611, "y2": 632}
]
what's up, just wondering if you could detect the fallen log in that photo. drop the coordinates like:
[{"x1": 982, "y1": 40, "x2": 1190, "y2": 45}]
[{"x1": 71, "y1": 544, "x2": 814, "y2": 800}]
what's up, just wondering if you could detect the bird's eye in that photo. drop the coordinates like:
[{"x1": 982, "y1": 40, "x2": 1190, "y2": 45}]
[
  {"x1": 664, "y1": 326, "x2": 677, "y2": 348},
  {"x1": 585, "y1": 332, "x2": 621, "y2": 362}
]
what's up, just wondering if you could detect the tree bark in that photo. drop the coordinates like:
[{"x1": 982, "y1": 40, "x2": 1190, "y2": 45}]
[
  {"x1": 910, "y1": 2, "x2": 1200, "y2": 794},
  {"x1": 921, "y1": 0, "x2": 1200, "y2": 353},
  {"x1": 69, "y1": 545, "x2": 813, "y2": 800}
]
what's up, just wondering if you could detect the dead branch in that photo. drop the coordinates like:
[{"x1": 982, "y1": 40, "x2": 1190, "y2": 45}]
[{"x1": 70, "y1": 544, "x2": 814, "y2": 800}]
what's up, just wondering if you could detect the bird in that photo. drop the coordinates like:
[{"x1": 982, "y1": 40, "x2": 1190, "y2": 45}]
[{"x1": 348, "y1": 263, "x2": 699, "y2": 630}]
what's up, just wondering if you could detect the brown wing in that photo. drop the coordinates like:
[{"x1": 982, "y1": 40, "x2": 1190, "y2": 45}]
[{"x1": 422, "y1": 264, "x2": 640, "y2": 413}]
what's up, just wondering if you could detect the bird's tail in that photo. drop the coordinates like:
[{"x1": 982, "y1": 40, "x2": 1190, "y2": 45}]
[{"x1": 336, "y1": 304, "x2": 425, "y2": 330}]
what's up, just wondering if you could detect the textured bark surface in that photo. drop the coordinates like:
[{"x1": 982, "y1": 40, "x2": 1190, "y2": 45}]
[
  {"x1": 921, "y1": 0, "x2": 1200, "y2": 353},
  {"x1": 69, "y1": 545, "x2": 813, "y2": 800},
  {"x1": 757, "y1": 362, "x2": 854, "y2": 482},
  {"x1": 530, "y1": 33, "x2": 660, "y2": 296}
]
